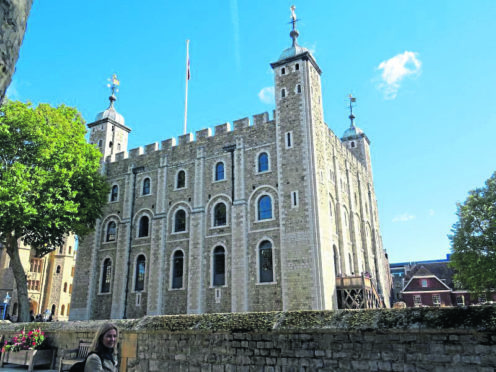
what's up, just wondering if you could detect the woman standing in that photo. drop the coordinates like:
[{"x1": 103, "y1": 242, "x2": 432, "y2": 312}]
[{"x1": 85, "y1": 322, "x2": 119, "y2": 372}]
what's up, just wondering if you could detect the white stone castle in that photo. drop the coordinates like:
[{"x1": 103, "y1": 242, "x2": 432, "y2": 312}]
[{"x1": 70, "y1": 10, "x2": 391, "y2": 320}]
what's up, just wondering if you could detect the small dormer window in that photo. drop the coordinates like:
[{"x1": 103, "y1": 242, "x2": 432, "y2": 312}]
[
  {"x1": 281, "y1": 89, "x2": 286, "y2": 98},
  {"x1": 281, "y1": 67, "x2": 286, "y2": 75},
  {"x1": 421, "y1": 279, "x2": 428, "y2": 288},
  {"x1": 295, "y1": 63, "x2": 299, "y2": 71}
]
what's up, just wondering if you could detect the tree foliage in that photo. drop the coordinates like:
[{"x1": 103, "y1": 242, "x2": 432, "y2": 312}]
[
  {"x1": 0, "y1": 100, "x2": 109, "y2": 321},
  {"x1": 449, "y1": 172, "x2": 496, "y2": 294}
]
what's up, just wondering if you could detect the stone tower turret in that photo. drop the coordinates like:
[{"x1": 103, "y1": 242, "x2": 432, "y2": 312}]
[{"x1": 87, "y1": 75, "x2": 131, "y2": 160}]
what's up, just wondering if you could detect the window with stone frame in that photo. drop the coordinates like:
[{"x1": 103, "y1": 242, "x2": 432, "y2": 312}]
[
  {"x1": 172, "y1": 250, "x2": 184, "y2": 289},
  {"x1": 258, "y1": 152, "x2": 269, "y2": 172},
  {"x1": 176, "y1": 170, "x2": 186, "y2": 189},
  {"x1": 138, "y1": 216, "x2": 149, "y2": 237},
  {"x1": 258, "y1": 195, "x2": 272, "y2": 220},
  {"x1": 259, "y1": 240, "x2": 274, "y2": 283},
  {"x1": 213, "y1": 246, "x2": 225, "y2": 286},
  {"x1": 213, "y1": 202, "x2": 227, "y2": 226},
  {"x1": 456, "y1": 295, "x2": 465, "y2": 306},
  {"x1": 135, "y1": 254, "x2": 146, "y2": 291},
  {"x1": 106, "y1": 221, "x2": 117, "y2": 242},
  {"x1": 101, "y1": 258, "x2": 112, "y2": 293},
  {"x1": 215, "y1": 162, "x2": 225, "y2": 181},
  {"x1": 111, "y1": 185, "x2": 119, "y2": 201},
  {"x1": 142, "y1": 178, "x2": 151, "y2": 195},
  {"x1": 421, "y1": 279, "x2": 428, "y2": 288}
]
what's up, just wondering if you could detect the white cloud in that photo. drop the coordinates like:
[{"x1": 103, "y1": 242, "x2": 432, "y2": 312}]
[
  {"x1": 392, "y1": 213, "x2": 415, "y2": 223},
  {"x1": 377, "y1": 51, "x2": 421, "y2": 99},
  {"x1": 258, "y1": 86, "x2": 274, "y2": 104}
]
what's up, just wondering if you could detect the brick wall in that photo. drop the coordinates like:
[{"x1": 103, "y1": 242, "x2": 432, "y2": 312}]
[{"x1": 1, "y1": 307, "x2": 495, "y2": 371}]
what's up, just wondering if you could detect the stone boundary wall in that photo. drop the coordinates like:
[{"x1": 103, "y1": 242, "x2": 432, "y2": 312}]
[{"x1": 1, "y1": 307, "x2": 495, "y2": 371}]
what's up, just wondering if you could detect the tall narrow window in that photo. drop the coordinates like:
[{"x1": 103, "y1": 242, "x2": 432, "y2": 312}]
[
  {"x1": 138, "y1": 216, "x2": 149, "y2": 237},
  {"x1": 56, "y1": 265, "x2": 61, "y2": 274},
  {"x1": 333, "y1": 245, "x2": 340, "y2": 275},
  {"x1": 295, "y1": 63, "x2": 299, "y2": 71},
  {"x1": 142, "y1": 178, "x2": 151, "y2": 195},
  {"x1": 281, "y1": 88, "x2": 286, "y2": 98},
  {"x1": 63, "y1": 282, "x2": 67, "y2": 292},
  {"x1": 214, "y1": 203, "x2": 227, "y2": 226},
  {"x1": 286, "y1": 132, "x2": 292, "y2": 148},
  {"x1": 291, "y1": 191, "x2": 298, "y2": 207},
  {"x1": 172, "y1": 250, "x2": 184, "y2": 289},
  {"x1": 177, "y1": 170, "x2": 186, "y2": 188},
  {"x1": 215, "y1": 162, "x2": 225, "y2": 181},
  {"x1": 258, "y1": 195, "x2": 272, "y2": 220},
  {"x1": 258, "y1": 152, "x2": 269, "y2": 172},
  {"x1": 135, "y1": 255, "x2": 146, "y2": 291},
  {"x1": 213, "y1": 246, "x2": 225, "y2": 286},
  {"x1": 106, "y1": 221, "x2": 117, "y2": 242},
  {"x1": 281, "y1": 67, "x2": 286, "y2": 75},
  {"x1": 61, "y1": 305, "x2": 65, "y2": 316},
  {"x1": 349, "y1": 253, "x2": 354, "y2": 274},
  {"x1": 111, "y1": 185, "x2": 119, "y2": 201},
  {"x1": 297, "y1": 84, "x2": 301, "y2": 94},
  {"x1": 259, "y1": 241, "x2": 273, "y2": 283},
  {"x1": 101, "y1": 258, "x2": 112, "y2": 293},
  {"x1": 174, "y1": 210, "x2": 186, "y2": 232}
]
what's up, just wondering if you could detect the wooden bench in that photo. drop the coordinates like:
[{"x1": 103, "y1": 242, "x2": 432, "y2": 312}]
[{"x1": 58, "y1": 341, "x2": 91, "y2": 372}]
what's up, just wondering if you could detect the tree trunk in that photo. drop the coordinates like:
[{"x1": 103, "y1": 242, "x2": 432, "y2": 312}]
[{"x1": 6, "y1": 232, "x2": 30, "y2": 322}]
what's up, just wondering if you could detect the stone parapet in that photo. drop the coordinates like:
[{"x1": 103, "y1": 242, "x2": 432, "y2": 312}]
[{"x1": 1, "y1": 307, "x2": 495, "y2": 371}]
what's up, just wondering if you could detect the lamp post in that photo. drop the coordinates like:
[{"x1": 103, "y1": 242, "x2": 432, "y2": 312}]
[{"x1": 3, "y1": 292, "x2": 11, "y2": 320}]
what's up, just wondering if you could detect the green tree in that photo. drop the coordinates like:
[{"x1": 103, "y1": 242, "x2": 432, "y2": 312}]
[
  {"x1": 449, "y1": 172, "x2": 496, "y2": 295},
  {"x1": 0, "y1": 100, "x2": 109, "y2": 322}
]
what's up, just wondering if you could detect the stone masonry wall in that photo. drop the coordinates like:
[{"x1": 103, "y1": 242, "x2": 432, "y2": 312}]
[{"x1": 1, "y1": 307, "x2": 496, "y2": 372}]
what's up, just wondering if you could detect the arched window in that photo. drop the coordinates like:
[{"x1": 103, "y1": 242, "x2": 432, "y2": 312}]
[
  {"x1": 135, "y1": 255, "x2": 146, "y2": 291},
  {"x1": 106, "y1": 221, "x2": 117, "y2": 242},
  {"x1": 63, "y1": 282, "x2": 67, "y2": 292},
  {"x1": 61, "y1": 305, "x2": 65, "y2": 316},
  {"x1": 213, "y1": 246, "x2": 225, "y2": 286},
  {"x1": 349, "y1": 253, "x2": 354, "y2": 275},
  {"x1": 177, "y1": 170, "x2": 186, "y2": 189},
  {"x1": 68, "y1": 246, "x2": 72, "y2": 254},
  {"x1": 142, "y1": 178, "x2": 151, "y2": 195},
  {"x1": 258, "y1": 152, "x2": 269, "y2": 172},
  {"x1": 258, "y1": 195, "x2": 272, "y2": 220},
  {"x1": 59, "y1": 246, "x2": 63, "y2": 254},
  {"x1": 69, "y1": 284, "x2": 72, "y2": 294},
  {"x1": 295, "y1": 63, "x2": 299, "y2": 71},
  {"x1": 213, "y1": 203, "x2": 227, "y2": 226},
  {"x1": 215, "y1": 162, "x2": 224, "y2": 181},
  {"x1": 56, "y1": 265, "x2": 61, "y2": 274},
  {"x1": 172, "y1": 250, "x2": 184, "y2": 289},
  {"x1": 259, "y1": 240, "x2": 273, "y2": 283},
  {"x1": 138, "y1": 216, "x2": 149, "y2": 237},
  {"x1": 281, "y1": 67, "x2": 286, "y2": 75},
  {"x1": 174, "y1": 210, "x2": 186, "y2": 232},
  {"x1": 297, "y1": 84, "x2": 302, "y2": 94},
  {"x1": 111, "y1": 185, "x2": 119, "y2": 201},
  {"x1": 101, "y1": 258, "x2": 112, "y2": 293},
  {"x1": 51, "y1": 304, "x2": 56, "y2": 315}
]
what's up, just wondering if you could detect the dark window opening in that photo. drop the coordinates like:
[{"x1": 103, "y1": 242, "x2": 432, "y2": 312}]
[
  {"x1": 143, "y1": 178, "x2": 151, "y2": 195},
  {"x1": 172, "y1": 251, "x2": 184, "y2": 289},
  {"x1": 177, "y1": 170, "x2": 186, "y2": 188},
  {"x1": 135, "y1": 255, "x2": 146, "y2": 291},
  {"x1": 287, "y1": 132, "x2": 292, "y2": 147},
  {"x1": 297, "y1": 84, "x2": 301, "y2": 93},
  {"x1": 101, "y1": 259, "x2": 112, "y2": 293},
  {"x1": 214, "y1": 203, "x2": 227, "y2": 226},
  {"x1": 281, "y1": 89, "x2": 286, "y2": 98},
  {"x1": 213, "y1": 246, "x2": 225, "y2": 286},
  {"x1": 259, "y1": 241, "x2": 273, "y2": 283},
  {"x1": 281, "y1": 67, "x2": 286, "y2": 75},
  {"x1": 175, "y1": 210, "x2": 186, "y2": 232},
  {"x1": 138, "y1": 216, "x2": 149, "y2": 237},
  {"x1": 111, "y1": 185, "x2": 118, "y2": 201},
  {"x1": 295, "y1": 63, "x2": 299, "y2": 71}
]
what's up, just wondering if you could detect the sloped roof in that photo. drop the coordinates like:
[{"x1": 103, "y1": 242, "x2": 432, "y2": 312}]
[{"x1": 406, "y1": 262, "x2": 455, "y2": 288}]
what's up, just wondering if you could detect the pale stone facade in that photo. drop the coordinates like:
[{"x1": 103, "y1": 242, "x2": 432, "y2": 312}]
[
  {"x1": 0, "y1": 235, "x2": 76, "y2": 321},
  {"x1": 71, "y1": 23, "x2": 391, "y2": 320}
]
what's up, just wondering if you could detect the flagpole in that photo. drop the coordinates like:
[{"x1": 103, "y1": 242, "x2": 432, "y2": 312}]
[{"x1": 183, "y1": 40, "x2": 190, "y2": 135}]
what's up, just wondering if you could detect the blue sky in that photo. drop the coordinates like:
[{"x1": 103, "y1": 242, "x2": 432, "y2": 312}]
[{"x1": 7, "y1": 1, "x2": 496, "y2": 263}]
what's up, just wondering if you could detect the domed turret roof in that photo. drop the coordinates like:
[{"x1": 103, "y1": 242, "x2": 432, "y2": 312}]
[
  {"x1": 342, "y1": 123, "x2": 364, "y2": 139},
  {"x1": 278, "y1": 44, "x2": 309, "y2": 61},
  {"x1": 95, "y1": 95, "x2": 125, "y2": 125}
]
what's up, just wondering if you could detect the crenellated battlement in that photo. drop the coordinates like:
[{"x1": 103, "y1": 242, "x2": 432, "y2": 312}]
[{"x1": 105, "y1": 111, "x2": 274, "y2": 164}]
